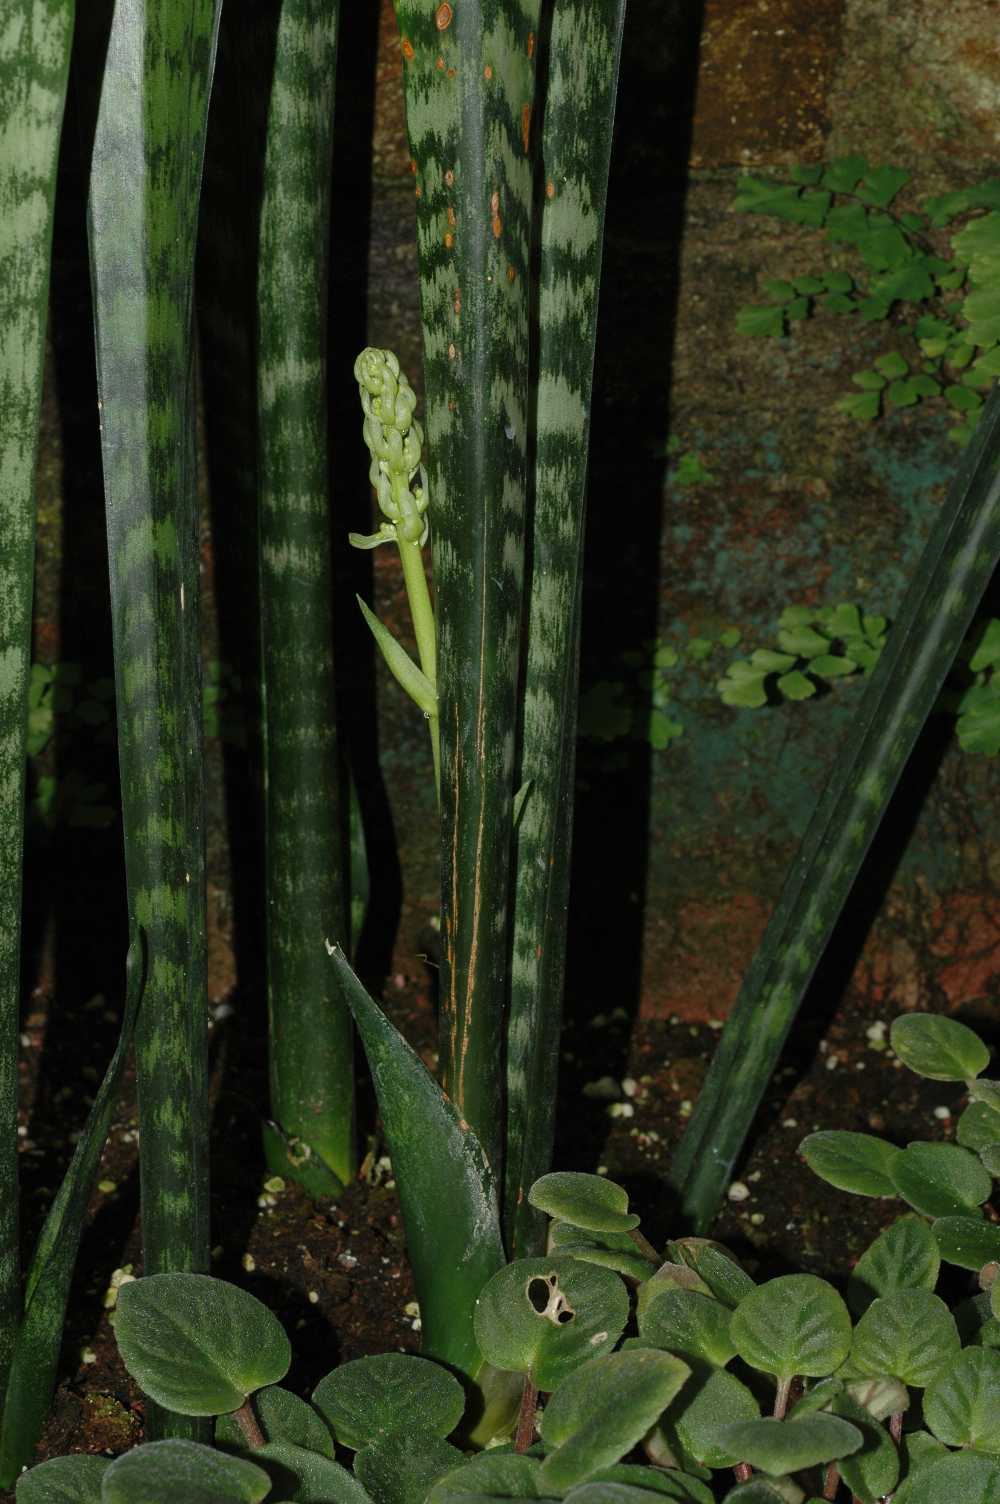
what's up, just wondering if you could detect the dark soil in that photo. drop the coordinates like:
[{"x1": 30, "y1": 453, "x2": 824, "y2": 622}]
[{"x1": 6, "y1": 956, "x2": 975, "y2": 1498}]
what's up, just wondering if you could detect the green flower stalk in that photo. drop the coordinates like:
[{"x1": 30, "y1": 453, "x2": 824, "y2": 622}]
[{"x1": 350, "y1": 348, "x2": 439, "y2": 802}]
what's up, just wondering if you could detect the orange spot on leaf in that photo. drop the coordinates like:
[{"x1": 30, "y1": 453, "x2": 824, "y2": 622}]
[
  {"x1": 445, "y1": 169, "x2": 455, "y2": 186},
  {"x1": 492, "y1": 215, "x2": 502, "y2": 239},
  {"x1": 436, "y1": 54, "x2": 445, "y2": 70},
  {"x1": 490, "y1": 190, "x2": 500, "y2": 213},
  {"x1": 506, "y1": 264, "x2": 516, "y2": 282},
  {"x1": 453, "y1": 287, "x2": 461, "y2": 315},
  {"x1": 435, "y1": 1, "x2": 453, "y2": 29},
  {"x1": 448, "y1": 343, "x2": 457, "y2": 360},
  {"x1": 409, "y1": 159, "x2": 418, "y2": 175},
  {"x1": 546, "y1": 178, "x2": 555, "y2": 199},
  {"x1": 483, "y1": 64, "x2": 493, "y2": 79},
  {"x1": 401, "y1": 36, "x2": 415, "y2": 60},
  {"x1": 446, "y1": 66, "x2": 456, "y2": 78},
  {"x1": 447, "y1": 204, "x2": 456, "y2": 226},
  {"x1": 527, "y1": 30, "x2": 535, "y2": 57},
  {"x1": 415, "y1": 185, "x2": 422, "y2": 198},
  {"x1": 444, "y1": 230, "x2": 454, "y2": 248},
  {"x1": 521, "y1": 102, "x2": 531, "y2": 154}
]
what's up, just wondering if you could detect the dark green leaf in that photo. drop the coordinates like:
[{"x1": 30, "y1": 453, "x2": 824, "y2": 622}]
[
  {"x1": 847, "y1": 1215, "x2": 940, "y2": 1315},
  {"x1": 355, "y1": 1430, "x2": 463, "y2": 1504},
  {"x1": 574, "y1": 1465, "x2": 713, "y2": 1504},
  {"x1": 933, "y1": 1216, "x2": 1000, "y2": 1271},
  {"x1": 849, "y1": 1290, "x2": 959, "y2": 1387},
  {"x1": 711, "y1": 1415, "x2": 862, "y2": 1476},
  {"x1": 658, "y1": 1368, "x2": 759, "y2": 1470},
  {"x1": 427, "y1": 1453, "x2": 548, "y2": 1502},
  {"x1": 828, "y1": 1393, "x2": 900, "y2": 1503},
  {"x1": 891, "y1": 1013, "x2": 989, "y2": 1080},
  {"x1": 255, "y1": 1442, "x2": 372, "y2": 1504},
  {"x1": 101, "y1": 1440, "x2": 270, "y2": 1504},
  {"x1": 735, "y1": 306, "x2": 786, "y2": 338},
  {"x1": 528, "y1": 1173, "x2": 639, "y2": 1234},
  {"x1": 311, "y1": 1354, "x2": 465, "y2": 1451},
  {"x1": 539, "y1": 1350, "x2": 691, "y2": 1492},
  {"x1": 800, "y1": 1130, "x2": 900, "y2": 1197},
  {"x1": 638, "y1": 1289, "x2": 736, "y2": 1367},
  {"x1": 15, "y1": 1456, "x2": 109, "y2": 1504},
  {"x1": 215, "y1": 1385, "x2": 333, "y2": 1457},
  {"x1": 822, "y1": 156, "x2": 868, "y2": 193},
  {"x1": 473, "y1": 1257, "x2": 628, "y2": 1392},
  {"x1": 115, "y1": 1274, "x2": 291, "y2": 1416},
  {"x1": 958, "y1": 1100, "x2": 1000, "y2": 1152},
  {"x1": 858, "y1": 166, "x2": 910, "y2": 208},
  {"x1": 730, "y1": 1275, "x2": 852, "y2": 1380},
  {"x1": 923, "y1": 1347, "x2": 1000, "y2": 1451},
  {"x1": 891, "y1": 1142, "x2": 992, "y2": 1217},
  {"x1": 895, "y1": 1447, "x2": 1000, "y2": 1502}
]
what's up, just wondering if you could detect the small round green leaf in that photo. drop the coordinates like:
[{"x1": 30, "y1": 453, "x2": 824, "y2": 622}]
[
  {"x1": 255, "y1": 1443, "x2": 372, "y2": 1504},
  {"x1": 548, "y1": 1222, "x2": 656, "y2": 1283},
  {"x1": 933, "y1": 1215, "x2": 1000, "y2": 1271},
  {"x1": 730, "y1": 1275, "x2": 852, "y2": 1380},
  {"x1": 710, "y1": 1415, "x2": 862, "y2": 1477},
  {"x1": 800, "y1": 1130, "x2": 900, "y2": 1197},
  {"x1": 849, "y1": 1290, "x2": 959, "y2": 1387},
  {"x1": 15, "y1": 1456, "x2": 109, "y2": 1504},
  {"x1": 215, "y1": 1385, "x2": 334, "y2": 1456},
  {"x1": 658, "y1": 1368, "x2": 759, "y2": 1469},
  {"x1": 847, "y1": 1214, "x2": 940, "y2": 1315},
  {"x1": 638, "y1": 1290, "x2": 736, "y2": 1367},
  {"x1": 891, "y1": 1142, "x2": 992, "y2": 1217},
  {"x1": 957, "y1": 1101, "x2": 1000, "y2": 1153},
  {"x1": 924, "y1": 1347, "x2": 1000, "y2": 1451},
  {"x1": 355, "y1": 1430, "x2": 464, "y2": 1504},
  {"x1": 115, "y1": 1274, "x2": 292, "y2": 1415},
  {"x1": 571, "y1": 1465, "x2": 713, "y2": 1504},
  {"x1": 527, "y1": 1174, "x2": 639, "y2": 1234},
  {"x1": 427, "y1": 1453, "x2": 549, "y2": 1502},
  {"x1": 896, "y1": 1448, "x2": 1000, "y2": 1503},
  {"x1": 101, "y1": 1440, "x2": 271, "y2": 1504},
  {"x1": 828, "y1": 1394, "x2": 899, "y2": 1501},
  {"x1": 539, "y1": 1349, "x2": 690, "y2": 1492},
  {"x1": 890, "y1": 1014, "x2": 989, "y2": 1080},
  {"x1": 311, "y1": 1354, "x2": 465, "y2": 1450},
  {"x1": 474, "y1": 1257, "x2": 628, "y2": 1392}
]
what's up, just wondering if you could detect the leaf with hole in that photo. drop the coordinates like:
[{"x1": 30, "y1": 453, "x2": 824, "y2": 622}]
[
  {"x1": 890, "y1": 1014, "x2": 989, "y2": 1080},
  {"x1": 847, "y1": 1215, "x2": 940, "y2": 1316},
  {"x1": 730, "y1": 1275, "x2": 852, "y2": 1380},
  {"x1": 891, "y1": 1142, "x2": 992, "y2": 1217},
  {"x1": 474, "y1": 1257, "x2": 628, "y2": 1392},
  {"x1": 114, "y1": 1274, "x2": 291, "y2": 1416},
  {"x1": 101, "y1": 1441, "x2": 271, "y2": 1504},
  {"x1": 800, "y1": 1130, "x2": 900, "y2": 1197},
  {"x1": 710, "y1": 1415, "x2": 862, "y2": 1477},
  {"x1": 848, "y1": 1290, "x2": 959, "y2": 1387},
  {"x1": 528, "y1": 1173, "x2": 639, "y2": 1234},
  {"x1": 539, "y1": 1349, "x2": 690, "y2": 1492},
  {"x1": 311, "y1": 1354, "x2": 465, "y2": 1451}
]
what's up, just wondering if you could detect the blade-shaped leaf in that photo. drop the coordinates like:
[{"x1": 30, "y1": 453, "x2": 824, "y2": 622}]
[
  {"x1": 933, "y1": 1215, "x2": 1000, "y2": 1272},
  {"x1": 325, "y1": 946, "x2": 504, "y2": 1382},
  {"x1": 504, "y1": 0, "x2": 627, "y2": 1259},
  {"x1": 0, "y1": 938, "x2": 143, "y2": 1485},
  {"x1": 0, "y1": 0, "x2": 74, "y2": 1406},
  {"x1": 891, "y1": 1142, "x2": 992, "y2": 1217},
  {"x1": 87, "y1": 0, "x2": 222, "y2": 1435},
  {"x1": 800, "y1": 1131, "x2": 901, "y2": 1197},
  {"x1": 670, "y1": 384, "x2": 1000, "y2": 1232},
  {"x1": 711, "y1": 1415, "x2": 862, "y2": 1476},
  {"x1": 114, "y1": 1273, "x2": 292, "y2": 1415},
  {"x1": 357, "y1": 596, "x2": 436, "y2": 717}
]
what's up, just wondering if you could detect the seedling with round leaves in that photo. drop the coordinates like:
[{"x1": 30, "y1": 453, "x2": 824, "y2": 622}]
[{"x1": 30, "y1": 1138, "x2": 1000, "y2": 1503}]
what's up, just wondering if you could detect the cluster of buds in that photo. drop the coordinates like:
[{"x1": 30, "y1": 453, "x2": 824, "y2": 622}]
[{"x1": 350, "y1": 348, "x2": 429, "y2": 549}]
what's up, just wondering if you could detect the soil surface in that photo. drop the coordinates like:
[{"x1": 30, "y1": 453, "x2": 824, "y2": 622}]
[{"x1": 6, "y1": 960, "x2": 980, "y2": 1498}]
